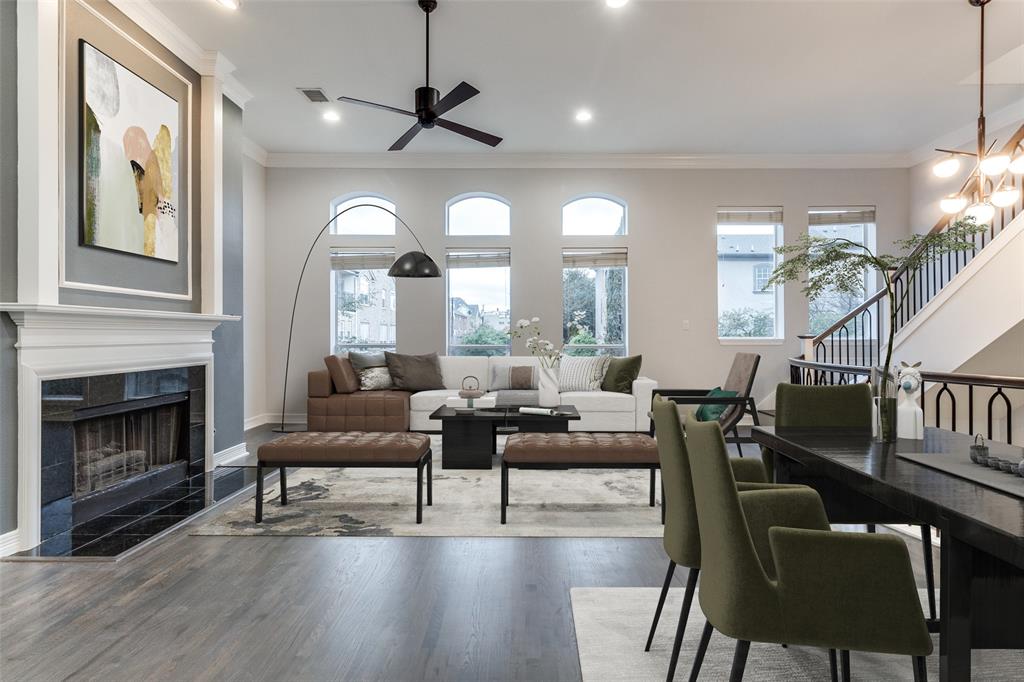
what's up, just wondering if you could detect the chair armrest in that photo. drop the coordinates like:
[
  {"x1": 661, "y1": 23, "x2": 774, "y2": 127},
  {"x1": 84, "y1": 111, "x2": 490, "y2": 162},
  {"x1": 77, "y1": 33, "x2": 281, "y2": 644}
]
[
  {"x1": 769, "y1": 527, "x2": 933, "y2": 655},
  {"x1": 738, "y1": 487, "x2": 830, "y2": 578},
  {"x1": 632, "y1": 376, "x2": 658, "y2": 431},
  {"x1": 308, "y1": 369, "x2": 333, "y2": 398}
]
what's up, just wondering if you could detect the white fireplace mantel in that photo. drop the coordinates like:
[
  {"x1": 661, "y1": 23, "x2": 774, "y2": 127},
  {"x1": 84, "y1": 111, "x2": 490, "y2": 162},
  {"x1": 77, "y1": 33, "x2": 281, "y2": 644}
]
[{"x1": 0, "y1": 303, "x2": 239, "y2": 553}]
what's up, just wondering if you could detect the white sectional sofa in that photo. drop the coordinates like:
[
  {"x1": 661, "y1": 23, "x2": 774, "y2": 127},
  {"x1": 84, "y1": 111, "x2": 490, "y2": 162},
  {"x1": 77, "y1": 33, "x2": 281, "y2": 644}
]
[{"x1": 408, "y1": 356, "x2": 657, "y2": 433}]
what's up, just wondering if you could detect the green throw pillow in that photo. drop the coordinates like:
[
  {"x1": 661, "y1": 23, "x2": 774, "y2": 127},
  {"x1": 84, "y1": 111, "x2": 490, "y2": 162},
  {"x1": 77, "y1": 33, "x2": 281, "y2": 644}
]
[
  {"x1": 695, "y1": 387, "x2": 738, "y2": 422},
  {"x1": 602, "y1": 355, "x2": 642, "y2": 394}
]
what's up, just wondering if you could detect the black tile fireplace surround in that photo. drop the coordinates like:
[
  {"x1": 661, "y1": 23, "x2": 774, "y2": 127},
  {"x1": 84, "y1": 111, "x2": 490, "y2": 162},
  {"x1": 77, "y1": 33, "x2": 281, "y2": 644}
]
[{"x1": 36, "y1": 367, "x2": 207, "y2": 557}]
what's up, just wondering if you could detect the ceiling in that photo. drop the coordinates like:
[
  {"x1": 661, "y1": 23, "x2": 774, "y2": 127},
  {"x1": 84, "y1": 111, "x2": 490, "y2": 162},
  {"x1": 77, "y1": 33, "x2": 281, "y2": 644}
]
[{"x1": 151, "y1": 0, "x2": 1024, "y2": 156}]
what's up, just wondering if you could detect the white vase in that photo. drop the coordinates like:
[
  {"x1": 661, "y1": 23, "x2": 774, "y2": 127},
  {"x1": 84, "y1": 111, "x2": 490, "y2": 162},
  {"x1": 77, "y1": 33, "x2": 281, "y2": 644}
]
[{"x1": 538, "y1": 366, "x2": 559, "y2": 408}]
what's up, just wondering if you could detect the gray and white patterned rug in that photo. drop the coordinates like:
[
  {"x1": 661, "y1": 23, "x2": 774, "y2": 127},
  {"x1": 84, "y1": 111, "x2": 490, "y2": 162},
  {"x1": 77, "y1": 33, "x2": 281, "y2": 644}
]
[
  {"x1": 191, "y1": 435, "x2": 663, "y2": 538},
  {"x1": 571, "y1": 587, "x2": 1024, "y2": 681}
]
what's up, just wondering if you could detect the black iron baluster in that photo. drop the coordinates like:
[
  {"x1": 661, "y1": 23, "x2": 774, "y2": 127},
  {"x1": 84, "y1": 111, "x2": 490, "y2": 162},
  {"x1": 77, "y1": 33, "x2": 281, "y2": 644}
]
[
  {"x1": 987, "y1": 388, "x2": 1013, "y2": 444},
  {"x1": 968, "y1": 385, "x2": 974, "y2": 435}
]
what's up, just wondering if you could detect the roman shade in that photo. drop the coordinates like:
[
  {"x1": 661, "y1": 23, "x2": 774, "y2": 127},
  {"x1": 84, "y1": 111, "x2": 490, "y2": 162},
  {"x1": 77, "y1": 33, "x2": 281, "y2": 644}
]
[
  {"x1": 329, "y1": 249, "x2": 396, "y2": 270},
  {"x1": 445, "y1": 249, "x2": 511, "y2": 269},
  {"x1": 808, "y1": 207, "x2": 877, "y2": 226},
  {"x1": 561, "y1": 248, "x2": 628, "y2": 268},
  {"x1": 716, "y1": 208, "x2": 784, "y2": 225}
]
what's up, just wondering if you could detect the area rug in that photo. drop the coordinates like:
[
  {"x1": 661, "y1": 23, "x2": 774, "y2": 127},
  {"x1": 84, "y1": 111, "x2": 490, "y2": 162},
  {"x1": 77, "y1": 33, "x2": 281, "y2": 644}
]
[
  {"x1": 190, "y1": 436, "x2": 663, "y2": 538},
  {"x1": 570, "y1": 587, "x2": 1024, "y2": 681}
]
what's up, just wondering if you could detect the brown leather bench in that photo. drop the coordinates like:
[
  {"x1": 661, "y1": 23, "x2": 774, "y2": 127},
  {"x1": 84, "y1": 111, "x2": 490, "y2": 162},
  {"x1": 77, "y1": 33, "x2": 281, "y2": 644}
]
[
  {"x1": 256, "y1": 431, "x2": 433, "y2": 524},
  {"x1": 500, "y1": 432, "x2": 659, "y2": 524}
]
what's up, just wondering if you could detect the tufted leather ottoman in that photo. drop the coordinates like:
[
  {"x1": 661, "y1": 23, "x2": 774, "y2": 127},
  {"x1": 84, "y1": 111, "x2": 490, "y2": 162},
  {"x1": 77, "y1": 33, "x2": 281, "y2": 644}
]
[
  {"x1": 256, "y1": 431, "x2": 432, "y2": 524},
  {"x1": 500, "y1": 432, "x2": 659, "y2": 524}
]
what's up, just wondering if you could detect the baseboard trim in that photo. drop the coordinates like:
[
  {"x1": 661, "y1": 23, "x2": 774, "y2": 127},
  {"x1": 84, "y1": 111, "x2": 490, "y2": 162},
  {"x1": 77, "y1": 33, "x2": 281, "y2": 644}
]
[
  {"x1": 0, "y1": 529, "x2": 20, "y2": 557},
  {"x1": 214, "y1": 442, "x2": 250, "y2": 467},
  {"x1": 244, "y1": 413, "x2": 306, "y2": 430}
]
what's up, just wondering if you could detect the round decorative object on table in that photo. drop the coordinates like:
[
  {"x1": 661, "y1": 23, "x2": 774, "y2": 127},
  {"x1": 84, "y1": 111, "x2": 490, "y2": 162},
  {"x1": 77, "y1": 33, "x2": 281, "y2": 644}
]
[
  {"x1": 969, "y1": 434, "x2": 989, "y2": 466},
  {"x1": 457, "y1": 376, "x2": 485, "y2": 413},
  {"x1": 1017, "y1": 459, "x2": 1024, "y2": 477}
]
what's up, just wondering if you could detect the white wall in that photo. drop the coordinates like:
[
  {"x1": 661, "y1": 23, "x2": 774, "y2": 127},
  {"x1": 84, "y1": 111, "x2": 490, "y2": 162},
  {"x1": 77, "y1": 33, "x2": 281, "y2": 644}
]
[
  {"x1": 265, "y1": 166, "x2": 911, "y2": 418},
  {"x1": 243, "y1": 154, "x2": 267, "y2": 425}
]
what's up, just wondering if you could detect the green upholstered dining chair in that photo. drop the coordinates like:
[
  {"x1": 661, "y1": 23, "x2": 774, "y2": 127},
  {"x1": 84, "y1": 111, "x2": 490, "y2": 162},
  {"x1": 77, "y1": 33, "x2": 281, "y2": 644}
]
[
  {"x1": 647, "y1": 396, "x2": 784, "y2": 681},
  {"x1": 685, "y1": 419, "x2": 933, "y2": 682},
  {"x1": 773, "y1": 383, "x2": 937, "y2": 622}
]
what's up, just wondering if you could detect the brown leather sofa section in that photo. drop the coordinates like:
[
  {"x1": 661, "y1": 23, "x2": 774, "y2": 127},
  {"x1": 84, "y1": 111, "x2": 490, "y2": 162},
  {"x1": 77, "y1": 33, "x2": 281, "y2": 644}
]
[
  {"x1": 503, "y1": 432, "x2": 658, "y2": 465},
  {"x1": 258, "y1": 431, "x2": 430, "y2": 464},
  {"x1": 306, "y1": 373, "x2": 411, "y2": 431}
]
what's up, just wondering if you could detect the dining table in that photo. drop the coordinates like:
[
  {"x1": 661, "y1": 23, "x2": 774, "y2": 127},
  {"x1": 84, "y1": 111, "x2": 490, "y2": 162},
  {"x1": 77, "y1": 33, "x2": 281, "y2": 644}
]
[{"x1": 752, "y1": 425, "x2": 1024, "y2": 682}]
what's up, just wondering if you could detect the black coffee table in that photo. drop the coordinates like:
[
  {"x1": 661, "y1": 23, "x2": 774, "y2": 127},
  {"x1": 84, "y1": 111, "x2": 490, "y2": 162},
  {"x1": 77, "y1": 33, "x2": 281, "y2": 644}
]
[{"x1": 428, "y1": 405, "x2": 581, "y2": 469}]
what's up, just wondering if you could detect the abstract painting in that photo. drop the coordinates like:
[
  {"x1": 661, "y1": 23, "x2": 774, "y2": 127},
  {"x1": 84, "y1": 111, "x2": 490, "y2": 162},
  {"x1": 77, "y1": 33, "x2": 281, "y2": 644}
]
[{"x1": 81, "y1": 41, "x2": 179, "y2": 262}]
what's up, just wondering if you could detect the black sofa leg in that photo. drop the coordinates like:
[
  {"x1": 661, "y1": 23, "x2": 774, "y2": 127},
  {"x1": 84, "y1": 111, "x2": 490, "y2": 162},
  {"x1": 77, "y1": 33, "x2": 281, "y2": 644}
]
[
  {"x1": 279, "y1": 467, "x2": 288, "y2": 506},
  {"x1": 645, "y1": 560, "x2": 676, "y2": 651},
  {"x1": 427, "y1": 452, "x2": 433, "y2": 506},
  {"x1": 728, "y1": 640, "x2": 750, "y2": 682},
  {"x1": 255, "y1": 464, "x2": 264, "y2": 523}
]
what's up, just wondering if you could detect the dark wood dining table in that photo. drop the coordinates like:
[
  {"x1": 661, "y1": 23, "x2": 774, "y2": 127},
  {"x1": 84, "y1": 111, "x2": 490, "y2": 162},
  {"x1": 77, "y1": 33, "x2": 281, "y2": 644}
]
[{"x1": 752, "y1": 426, "x2": 1024, "y2": 682}]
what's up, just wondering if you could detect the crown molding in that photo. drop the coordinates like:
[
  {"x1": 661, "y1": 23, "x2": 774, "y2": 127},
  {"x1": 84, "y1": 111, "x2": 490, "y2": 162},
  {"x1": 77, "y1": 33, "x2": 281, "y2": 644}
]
[
  {"x1": 907, "y1": 97, "x2": 1024, "y2": 167},
  {"x1": 243, "y1": 137, "x2": 269, "y2": 166},
  {"x1": 107, "y1": 0, "x2": 252, "y2": 108},
  {"x1": 262, "y1": 152, "x2": 913, "y2": 170}
]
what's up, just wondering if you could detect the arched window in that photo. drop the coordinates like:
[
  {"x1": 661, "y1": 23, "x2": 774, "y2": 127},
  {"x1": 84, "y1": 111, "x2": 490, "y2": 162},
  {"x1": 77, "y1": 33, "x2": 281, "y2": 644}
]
[
  {"x1": 446, "y1": 193, "x2": 511, "y2": 236},
  {"x1": 562, "y1": 195, "x2": 627, "y2": 236},
  {"x1": 330, "y1": 194, "x2": 397, "y2": 235}
]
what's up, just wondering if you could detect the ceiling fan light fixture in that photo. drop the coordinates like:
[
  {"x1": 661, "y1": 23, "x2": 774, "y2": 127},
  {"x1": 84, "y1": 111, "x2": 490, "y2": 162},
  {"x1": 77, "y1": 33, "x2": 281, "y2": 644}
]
[
  {"x1": 932, "y1": 155, "x2": 961, "y2": 178},
  {"x1": 939, "y1": 194, "x2": 968, "y2": 214},
  {"x1": 322, "y1": 110, "x2": 341, "y2": 123},
  {"x1": 964, "y1": 201, "x2": 996, "y2": 225},
  {"x1": 978, "y1": 153, "x2": 1010, "y2": 176},
  {"x1": 990, "y1": 185, "x2": 1020, "y2": 208}
]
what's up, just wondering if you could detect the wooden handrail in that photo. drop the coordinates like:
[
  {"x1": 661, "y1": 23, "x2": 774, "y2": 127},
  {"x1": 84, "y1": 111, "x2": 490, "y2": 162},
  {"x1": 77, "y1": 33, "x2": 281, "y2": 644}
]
[
  {"x1": 811, "y1": 122, "x2": 1024, "y2": 345},
  {"x1": 789, "y1": 357, "x2": 1024, "y2": 390}
]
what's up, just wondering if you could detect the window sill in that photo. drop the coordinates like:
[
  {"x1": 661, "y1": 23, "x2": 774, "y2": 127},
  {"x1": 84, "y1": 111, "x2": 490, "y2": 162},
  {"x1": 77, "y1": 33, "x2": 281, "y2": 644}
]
[{"x1": 718, "y1": 338, "x2": 787, "y2": 346}]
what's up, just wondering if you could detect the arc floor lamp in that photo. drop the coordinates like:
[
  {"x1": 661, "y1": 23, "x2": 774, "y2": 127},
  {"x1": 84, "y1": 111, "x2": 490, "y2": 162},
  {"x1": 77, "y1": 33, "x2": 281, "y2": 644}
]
[{"x1": 275, "y1": 204, "x2": 441, "y2": 432}]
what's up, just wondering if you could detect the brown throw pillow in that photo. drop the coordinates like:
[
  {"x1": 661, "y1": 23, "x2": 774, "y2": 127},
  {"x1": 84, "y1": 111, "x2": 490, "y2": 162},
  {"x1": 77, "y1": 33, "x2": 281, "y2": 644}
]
[
  {"x1": 509, "y1": 366, "x2": 536, "y2": 390},
  {"x1": 385, "y1": 352, "x2": 445, "y2": 392},
  {"x1": 324, "y1": 355, "x2": 360, "y2": 394}
]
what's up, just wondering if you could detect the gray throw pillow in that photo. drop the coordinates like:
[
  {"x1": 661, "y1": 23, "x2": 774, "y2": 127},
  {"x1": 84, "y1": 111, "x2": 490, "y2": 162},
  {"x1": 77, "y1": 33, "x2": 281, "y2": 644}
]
[
  {"x1": 385, "y1": 352, "x2": 445, "y2": 392},
  {"x1": 348, "y1": 351, "x2": 387, "y2": 371}
]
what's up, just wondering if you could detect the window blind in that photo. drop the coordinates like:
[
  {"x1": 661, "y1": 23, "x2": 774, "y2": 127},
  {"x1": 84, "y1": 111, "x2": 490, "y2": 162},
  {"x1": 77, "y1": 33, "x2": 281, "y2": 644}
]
[
  {"x1": 445, "y1": 249, "x2": 511, "y2": 269},
  {"x1": 716, "y1": 208, "x2": 784, "y2": 225},
  {"x1": 808, "y1": 207, "x2": 876, "y2": 226},
  {"x1": 329, "y1": 249, "x2": 395, "y2": 270},
  {"x1": 562, "y1": 248, "x2": 628, "y2": 268}
]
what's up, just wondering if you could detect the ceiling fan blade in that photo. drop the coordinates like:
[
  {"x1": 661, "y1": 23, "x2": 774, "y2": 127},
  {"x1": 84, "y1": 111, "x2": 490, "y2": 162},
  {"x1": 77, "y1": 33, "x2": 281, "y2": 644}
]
[
  {"x1": 435, "y1": 118, "x2": 502, "y2": 147},
  {"x1": 338, "y1": 96, "x2": 417, "y2": 118},
  {"x1": 431, "y1": 81, "x2": 480, "y2": 118},
  {"x1": 389, "y1": 122, "x2": 424, "y2": 151}
]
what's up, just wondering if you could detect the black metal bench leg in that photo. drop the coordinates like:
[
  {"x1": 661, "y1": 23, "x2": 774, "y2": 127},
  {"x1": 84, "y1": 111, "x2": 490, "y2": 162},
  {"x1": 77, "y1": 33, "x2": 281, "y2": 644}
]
[
  {"x1": 501, "y1": 461, "x2": 508, "y2": 524},
  {"x1": 416, "y1": 460, "x2": 423, "y2": 524},
  {"x1": 649, "y1": 468, "x2": 656, "y2": 507},
  {"x1": 426, "y1": 451, "x2": 433, "y2": 506},
  {"x1": 279, "y1": 467, "x2": 288, "y2": 506},
  {"x1": 255, "y1": 463, "x2": 264, "y2": 523}
]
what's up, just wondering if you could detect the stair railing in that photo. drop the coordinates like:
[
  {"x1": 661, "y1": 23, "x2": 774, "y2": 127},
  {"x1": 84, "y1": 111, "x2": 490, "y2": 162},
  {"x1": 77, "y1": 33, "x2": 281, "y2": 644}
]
[{"x1": 807, "y1": 123, "x2": 1024, "y2": 367}]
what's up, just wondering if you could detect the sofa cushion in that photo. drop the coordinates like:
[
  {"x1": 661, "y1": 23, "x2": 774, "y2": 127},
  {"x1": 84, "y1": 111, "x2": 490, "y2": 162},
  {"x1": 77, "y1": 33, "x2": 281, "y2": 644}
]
[
  {"x1": 385, "y1": 351, "x2": 445, "y2": 391},
  {"x1": 324, "y1": 354, "x2": 360, "y2": 394},
  {"x1": 558, "y1": 356, "x2": 610, "y2": 392},
  {"x1": 602, "y1": 355, "x2": 642, "y2": 394},
  {"x1": 490, "y1": 364, "x2": 538, "y2": 390},
  {"x1": 438, "y1": 356, "x2": 490, "y2": 390},
  {"x1": 558, "y1": 390, "x2": 635, "y2": 412},
  {"x1": 307, "y1": 390, "x2": 410, "y2": 432},
  {"x1": 409, "y1": 388, "x2": 462, "y2": 412}
]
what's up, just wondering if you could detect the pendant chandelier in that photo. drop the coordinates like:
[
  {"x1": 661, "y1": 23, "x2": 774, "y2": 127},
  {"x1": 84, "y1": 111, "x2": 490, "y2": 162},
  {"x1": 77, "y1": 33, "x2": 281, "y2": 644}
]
[{"x1": 932, "y1": 0, "x2": 1023, "y2": 223}]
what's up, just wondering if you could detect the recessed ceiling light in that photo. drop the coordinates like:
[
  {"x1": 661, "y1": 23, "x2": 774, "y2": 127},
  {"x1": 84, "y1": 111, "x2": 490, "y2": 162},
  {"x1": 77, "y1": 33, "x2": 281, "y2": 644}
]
[
  {"x1": 322, "y1": 110, "x2": 341, "y2": 123},
  {"x1": 575, "y1": 109, "x2": 593, "y2": 123},
  {"x1": 215, "y1": 0, "x2": 240, "y2": 9},
  {"x1": 606, "y1": 0, "x2": 629, "y2": 8}
]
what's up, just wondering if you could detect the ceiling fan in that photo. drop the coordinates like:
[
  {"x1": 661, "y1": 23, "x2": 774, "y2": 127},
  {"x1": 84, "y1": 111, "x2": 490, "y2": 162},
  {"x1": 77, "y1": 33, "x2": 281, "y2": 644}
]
[{"x1": 338, "y1": 0, "x2": 502, "y2": 151}]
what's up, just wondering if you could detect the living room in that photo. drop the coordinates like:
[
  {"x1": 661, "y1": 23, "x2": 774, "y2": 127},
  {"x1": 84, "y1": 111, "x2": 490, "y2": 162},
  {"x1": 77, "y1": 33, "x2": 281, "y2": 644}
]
[{"x1": 2, "y1": 0, "x2": 1024, "y2": 680}]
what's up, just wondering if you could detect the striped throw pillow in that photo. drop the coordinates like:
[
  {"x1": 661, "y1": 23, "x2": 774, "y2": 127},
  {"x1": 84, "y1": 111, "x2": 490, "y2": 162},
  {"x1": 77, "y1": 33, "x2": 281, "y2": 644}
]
[{"x1": 558, "y1": 356, "x2": 611, "y2": 392}]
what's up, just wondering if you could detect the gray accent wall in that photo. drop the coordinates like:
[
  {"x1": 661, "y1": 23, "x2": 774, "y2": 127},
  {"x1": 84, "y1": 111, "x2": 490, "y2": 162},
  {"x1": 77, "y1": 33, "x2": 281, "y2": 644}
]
[
  {"x1": 213, "y1": 97, "x2": 245, "y2": 453},
  {"x1": 1, "y1": 0, "x2": 19, "y2": 534}
]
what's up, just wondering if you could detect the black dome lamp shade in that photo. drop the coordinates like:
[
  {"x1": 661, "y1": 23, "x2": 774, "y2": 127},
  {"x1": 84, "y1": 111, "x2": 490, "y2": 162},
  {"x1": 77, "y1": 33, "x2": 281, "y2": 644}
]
[{"x1": 274, "y1": 203, "x2": 440, "y2": 432}]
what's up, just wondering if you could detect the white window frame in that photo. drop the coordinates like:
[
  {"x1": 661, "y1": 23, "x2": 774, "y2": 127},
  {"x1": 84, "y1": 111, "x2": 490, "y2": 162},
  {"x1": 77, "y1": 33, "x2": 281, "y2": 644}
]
[
  {"x1": 561, "y1": 248, "x2": 629, "y2": 357},
  {"x1": 445, "y1": 192, "x2": 512, "y2": 236},
  {"x1": 329, "y1": 249, "x2": 398, "y2": 355},
  {"x1": 562, "y1": 194, "x2": 628, "y2": 236},
  {"x1": 445, "y1": 248, "x2": 512, "y2": 356},
  {"x1": 716, "y1": 207, "x2": 785, "y2": 342},
  {"x1": 329, "y1": 193, "x2": 397, "y2": 236}
]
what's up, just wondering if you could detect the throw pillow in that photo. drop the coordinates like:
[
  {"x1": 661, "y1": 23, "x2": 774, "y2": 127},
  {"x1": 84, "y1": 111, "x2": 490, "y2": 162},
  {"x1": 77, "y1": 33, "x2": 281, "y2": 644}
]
[
  {"x1": 348, "y1": 350, "x2": 387, "y2": 371},
  {"x1": 695, "y1": 387, "x2": 738, "y2": 422},
  {"x1": 357, "y1": 366, "x2": 394, "y2": 391},
  {"x1": 385, "y1": 352, "x2": 445, "y2": 392},
  {"x1": 490, "y1": 364, "x2": 538, "y2": 390},
  {"x1": 323, "y1": 354, "x2": 360, "y2": 394},
  {"x1": 601, "y1": 355, "x2": 642, "y2": 394},
  {"x1": 558, "y1": 355, "x2": 611, "y2": 392}
]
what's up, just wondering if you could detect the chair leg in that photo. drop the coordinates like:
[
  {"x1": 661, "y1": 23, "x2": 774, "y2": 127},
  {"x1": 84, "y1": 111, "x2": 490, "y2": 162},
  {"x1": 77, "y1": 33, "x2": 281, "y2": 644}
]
[
  {"x1": 426, "y1": 452, "x2": 433, "y2": 506},
  {"x1": 650, "y1": 468, "x2": 656, "y2": 507},
  {"x1": 688, "y1": 619, "x2": 713, "y2": 682},
  {"x1": 912, "y1": 655, "x2": 928, "y2": 682},
  {"x1": 500, "y1": 461, "x2": 508, "y2": 524},
  {"x1": 661, "y1": 480, "x2": 666, "y2": 525},
  {"x1": 645, "y1": 560, "x2": 676, "y2": 651},
  {"x1": 732, "y1": 428, "x2": 743, "y2": 457},
  {"x1": 728, "y1": 640, "x2": 751, "y2": 682},
  {"x1": 416, "y1": 460, "x2": 423, "y2": 524},
  {"x1": 279, "y1": 467, "x2": 288, "y2": 506},
  {"x1": 828, "y1": 649, "x2": 838, "y2": 682},
  {"x1": 920, "y1": 525, "x2": 936, "y2": 621},
  {"x1": 666, "y1": 567, "x2": 699, "y2": 681},
  {"x1": 255, "y1": 463, "x2": 264, "y2": 523},
  {"x1": 866, "y1": 524, "x2": 876, "y2": 533},
  {"x1": 840, "y1": 650, "x2": 851, "y2": 682}
]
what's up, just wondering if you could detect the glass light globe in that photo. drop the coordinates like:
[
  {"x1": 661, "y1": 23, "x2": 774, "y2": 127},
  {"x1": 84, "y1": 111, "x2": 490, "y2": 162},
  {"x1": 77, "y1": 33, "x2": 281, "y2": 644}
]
[
  {"x1": 1009, "y1": 155, "x2": 1024, "y2": 175},
  {"x1": 939, "y1": 194, "x2": 968, "y2": 214},
  {"x1": 965, "y1": 201, "x2": 996, "y2": 224},
  {"x1": 978, "y1": 154, "x2": 1010, "y2": 176},
  {"x1": 932, "y1": 156, "x2": 961, "y2": 178},
  {"x1": 991, "y1": 185, "x2": 1020, "y2": 208}
]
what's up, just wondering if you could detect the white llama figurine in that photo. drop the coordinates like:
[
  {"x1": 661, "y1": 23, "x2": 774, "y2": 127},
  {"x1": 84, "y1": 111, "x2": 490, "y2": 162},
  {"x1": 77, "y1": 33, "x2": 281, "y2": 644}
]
[{"x1": 897, "y1": 361, "x2": 925, "y2": 440}]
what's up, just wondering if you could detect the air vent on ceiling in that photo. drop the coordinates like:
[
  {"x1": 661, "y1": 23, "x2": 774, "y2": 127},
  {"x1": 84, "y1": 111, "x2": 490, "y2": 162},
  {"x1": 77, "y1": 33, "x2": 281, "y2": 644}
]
[{"x1": 297, "y1": 87, "x2": 329, "y2": 103}]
